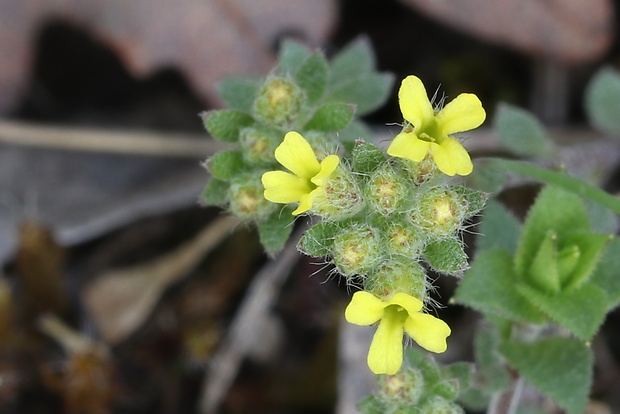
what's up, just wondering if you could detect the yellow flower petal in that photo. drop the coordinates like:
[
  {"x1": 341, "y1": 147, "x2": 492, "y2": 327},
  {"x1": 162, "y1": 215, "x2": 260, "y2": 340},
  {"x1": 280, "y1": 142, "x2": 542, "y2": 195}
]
[
  {"x1": 311, "y1": 154, "x2": 340, "y2": 186},
  {"x1": 274, "y1": 131, "x2": 320, "y2": 179},
  {"x1": 431, "y1": 137, "x2": 473, "y2": 176},
  {"x1": 404, "y1": 313, "x2": 451, "y2": 353},
  {"x1": 367, "y1": 315, "x2": 405, "y2": 375},
  {"x1": 345, "y1": 291, "x2": 387, "y2": 326},
  {"x1": 436, "y1": 93, "x2": 485, "y2": 136},
  {"x1": 261, "y1": 171, "x2": 312, "y2": 203},
  {"x1": 293, "y1": 193, "x2": 313, "y2": 215},
  {"x1": 387, "y1": 131, "x2": 430, "y2": 162},
  {"x1": 386, "y1": 292, "x2": 424, "y2": 314},
  {"x1": 398, "y1": 75, "x2": 434, "y2": 129}
]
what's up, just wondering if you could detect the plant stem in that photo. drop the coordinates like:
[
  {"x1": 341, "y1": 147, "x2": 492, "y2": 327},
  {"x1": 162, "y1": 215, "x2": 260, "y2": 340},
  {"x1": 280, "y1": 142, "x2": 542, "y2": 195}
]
[{"x1": 488, "y1": 376, "x2": 525, "y2": 414}]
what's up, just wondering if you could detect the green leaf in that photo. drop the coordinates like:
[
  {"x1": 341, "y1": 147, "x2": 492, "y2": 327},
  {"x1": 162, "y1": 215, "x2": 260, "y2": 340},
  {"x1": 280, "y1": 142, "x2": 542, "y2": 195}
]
[
  {"x1": 527, "y1": 230, "x2": 560, "y2": 293},
  {"x1": 199, "y1": 177, "x2": 229, "y2": 206},
  {"x1": 517, "y1": 283, "x2": 607, "y2": 340},
  {"x1": 330, "y1": 36, "x2": 375, "y2": 86},
  {"x1": 357, "y1": 395, "x2": 384, "y2": 414},
  {"x1": 453, "y1": 186, "x2": 487, "y2": 217},
  {"x1": 201, "y1": 109, "x2": 254, "y2": 142},
  {"x1": 295, "y1": 52, "x2": 329, "y2": 105},
  {"x1": 559, "y1": 232, "x2": 609, "y2": 290},
  {"x1": 297, "y1": 220, "x2": 339, "y2": 257},
  {"x1": 493, "y1": 103, "x2": 554, "y2": 158},
  {"x1": 304, "y1": 102, "x2": 355, "y2": 132},
  {"x1": 487, "y1": 159, "x2": 620, "y2": 215},
  {"x1": 277, "y1": 39, "x2": 311, "y2": 76},
  {"x1": 443, "y1": 362, "x2": 474, "y2": 394},
  {"x1": 473, "y1": 324, "x2": 511, "y2": 392},
  {"x1": 217, "y1": 76, "x2": 260, "y2": 112},
  {"x1": 455, "y1": 249, "x2": 544, "y2": 323},
  {"x1": 326, "y1": 73, "x2": 394, "y2": 116},
  {"x1": 500, "y1": 337, "x2": 593, "y2": 414},
  {"x1": 476, "y1": 200, "x2": 521, "y2": 254},
  {"x1": 257, "y1": 207, "x2": 295, "y2": 255},
  {"x1": 351, "y1": 141, "x2": 387, "y2": 174},
  {"x1": 591, "y1": 237, "x2": 620, "y2": 310},
  {"x1": 515, "y1": 185, "x2": 590, "y2": 278},
  {"x1": 424, "y1": 238, "x2": 468, "y2": 275},
  {"x1": 206, "y1": 151, "x2": 245, "y2": 180},
  {"x1": 585, "y1": 67, "x2": 620, "y2": 137},
  {"x1": 584, "y1": 197, "x2": 619, "y2": 234}
]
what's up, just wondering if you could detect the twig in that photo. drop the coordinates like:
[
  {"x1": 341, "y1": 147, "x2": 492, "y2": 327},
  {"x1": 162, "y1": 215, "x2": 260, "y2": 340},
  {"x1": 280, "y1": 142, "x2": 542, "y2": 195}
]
[
  {"x1": 198, "y1": 223, "x2": 306, "y2": 414},
  {"x1": 0, "y1": 119, "x2": 230, "y2": 157}
]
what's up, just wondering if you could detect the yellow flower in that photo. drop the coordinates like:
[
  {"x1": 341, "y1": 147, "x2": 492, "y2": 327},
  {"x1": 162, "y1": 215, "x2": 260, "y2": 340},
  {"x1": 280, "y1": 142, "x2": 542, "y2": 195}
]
[
  {"x1": 387, "y1": 75, "x2": 485, "y2": 176},
  {"x1": 345, "y1": 291, "x2": 451, "y2": 375},
  {"x1": 261, "y1": 131, "x2": 340, "y2": 215}
]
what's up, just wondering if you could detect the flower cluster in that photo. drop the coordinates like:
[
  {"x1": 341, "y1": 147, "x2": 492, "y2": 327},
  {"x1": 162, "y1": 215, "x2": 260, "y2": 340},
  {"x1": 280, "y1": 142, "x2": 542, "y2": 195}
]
[{"x1": 261, "y1": 75, "x2": 486, "y2": 375}]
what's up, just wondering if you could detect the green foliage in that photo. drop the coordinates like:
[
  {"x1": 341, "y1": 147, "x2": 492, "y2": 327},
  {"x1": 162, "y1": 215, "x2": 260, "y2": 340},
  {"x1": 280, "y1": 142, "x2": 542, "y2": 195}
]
[
  {"x1": 295, "y1": 52, "x2": 329, "y2": 105},
  {"x1": 257, "y1": 208, "x2": 295, "y2": 255},
  {"x1": 277, "y1": 39, "x2": 311, "y2": 76},
  {"x1": 585, "y1": 66, "x2": 620, "y2": 136},
  {"x1": 423, "y1": 238, "x2": 468, "y2": 275},
  {"x1": 327, "y1": 73, "x2": 394, "y2": 116},
  {"x1": 500, "y1": 337, "x2": 593, "y2": 414},
  {"x1": 455, "y1": 249, "x2": 544, "y2": 323},
  {"x1": 476, "y1": 200, "x2": 521, "y2": 254},
  {"x1": 590, "y1": 237, "x2": 620, "y2": 310},
  {"x1": 217, "y1": 76, "x2": 260, "y2": 112},
  {"x1": 202, "y1": 109, "x2": 254, "y2": 142},
  {"x1": 297, "y1": 220, "x2": 338, "y2": 257},
  {"x1": 304, "y1": 102, "x2": 355, "y2": 131},
  {"x1": 199, "y1": 177, "x2": 229, "y2": 206},
  {"x1": 351, "y1": 141, "x2": 387, "y2": 174},
  {"x1": 206, "y1": 151, "x2": 245, "y2": 180},
  {"x1": 329, "y1": 37, "x2": 376, "y2": 87},
  {"x1": 493, "y1": 103, "x2": 554, "y2": 158}
]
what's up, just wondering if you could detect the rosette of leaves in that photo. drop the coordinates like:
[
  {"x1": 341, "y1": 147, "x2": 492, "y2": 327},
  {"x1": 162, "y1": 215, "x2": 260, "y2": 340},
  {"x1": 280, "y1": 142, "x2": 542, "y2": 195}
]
[
  {"x1": 455, "y1": 186, "x2": 620, "y2": 414},
  {"x1": 200, "y1": 37, "x2": 393, "y2": 254}
]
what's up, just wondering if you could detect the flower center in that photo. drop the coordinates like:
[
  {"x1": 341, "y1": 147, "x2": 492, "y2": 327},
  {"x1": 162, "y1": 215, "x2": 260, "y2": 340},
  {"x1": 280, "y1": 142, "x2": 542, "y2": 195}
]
[
  {"x1": 417, "y1": 118, "x2": 443, "y2": 144},
  {"x1": 384, "y1": 304, "x2": 410, "y2": 325}
]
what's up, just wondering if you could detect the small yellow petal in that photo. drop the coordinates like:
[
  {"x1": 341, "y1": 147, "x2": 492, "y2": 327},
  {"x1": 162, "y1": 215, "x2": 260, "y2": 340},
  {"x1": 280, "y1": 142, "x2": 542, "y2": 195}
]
[
  {"x1": 387, "y1": 131, "x2": 430, "y2": 162},
  {"x1": 311, "y1": 154, "x2": 340, "y2": 186},
  {"x1": 398, "y1": 75, "x2": 434, "y2": 129},
  {"x1": 261, "y1": 171, "x2": 312, "y2": 203},
  {"x1": 274, "y1": 131, "x2": 320, "y2": 179},
  {"x1": 368, "y1": 315, "x2": 405, "y2": 375},
  {"x1": 345, "y1": 291, "x2": 387, "y2": 326},
  {"x1": 386, "y1": 292, "x2": 424, "y2": 314},
  {"x1": 436, "y1": 93, "x2": 485, "y2": 136},
  {"x1": 293, "y1": 193, "x2": 313, "y2": 215},
  {"x1": 431, "y1": 138, "x2": 473, "y2": 176},
  {"x1": 404, "y1": 313, "x2": 451, "y2": 353}
]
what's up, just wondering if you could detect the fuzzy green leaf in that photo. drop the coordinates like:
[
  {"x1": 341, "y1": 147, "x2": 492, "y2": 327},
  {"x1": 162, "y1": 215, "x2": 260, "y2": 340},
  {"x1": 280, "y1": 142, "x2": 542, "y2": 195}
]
[
  {"x1": 443, "y1": 362, "x2": 474, "y2": 394},
  {"x1": 584, "y1": 198, "x2": 619, "y2": 234},
  {"x1": 202, "y1": 110, "x2": 254, "y2": 142},
  {"x1": 257, "y1": 207, "x2": 295, "y2": 255},
  {"x1": 585, "y1": 67, "x2": 620, "y2": 137},
  {"x1": 453, "y1": 186, "x2": 487, "y2": 218},
  {"x1": 351, "y1": 141, "x2": 387, "y2": 174},
  {"x1": 424, "y1": 238, "x2": 468, "y2": 275},
  {"x1": 517, "y1": 283, "x2": 607, "y2": 340},
  {"x1": 337, "y1": 119, "x2": 373, "y2": 143},
  {"x1": 455, "y1": 249, "x2": 544, "y2": 323},
  {"x1": 304, "y1": 102, "x2": 355, "y2": 132},
  {"x1": 330, "y1": 36, "x2": 375, "y2": 86},
  {"x1": 295, "y1": 52, "x2": 329, "y2": 105},
  {"x1": 297, "y1": 220, "x2": 339, "y2": 257},
  {"x1": 493, "y1": 103, "x2": 554, "y2": 158},
  {"x1": 357, "y1": 396, "x2": 384, "y2": 414},
  {"x1": 277, "y1": 39, "x2": 311, "y2": 76},
  {"x1": 199, "y1": 177, "x2": 229, "y2": 206},
  {"x1": 326, "y1": 73, "x2": 394, "y2": 116},
  {"x1": 500, "y1": 337, "x2": 593, "y2": 414},
  {"x1": 217, "y1": 76, "x2": 260, "y2": 112},
  {"x1": 559, "y1": 232, "x2": 609, "y2": 290},
  {"x1": 527, "y1": 230, "x2": 561, "y2": 293},
  {"x1": 474, "y1": 324, "x2": 512, "y2": 392},
  {"x1": 515, "y1": 186, "x2": 590, "y2": 278},
  {"x1": 207, "y1": 151, "x2": 245, "y2": 180},
  {"x1": 476, "y1": 200, "x2": 521, "y2": 254},
  {"x1": 591, "y1": 237, "x2": 620, "y2": 310}
]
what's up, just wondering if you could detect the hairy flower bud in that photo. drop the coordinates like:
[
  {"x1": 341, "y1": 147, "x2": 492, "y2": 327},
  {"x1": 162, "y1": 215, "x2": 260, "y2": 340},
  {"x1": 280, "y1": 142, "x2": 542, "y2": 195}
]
[
  {"x1": 414, "y1": 187, "x2": 466, "y2": 237},
  {"x1": 229, "y1": 175, "x2": 276, "y2": 220},
  {"x1": 331, "y1": 223, "x2": 381, "y2": 279},
  {"x1": 253, "y1": 77, "x2": 304, "y2": 127},
  {"x1": 377, "y1": 367, "x2": 425, "y2": 406},
  {"x1": 366, "y1": 164, "x2": 409, "y2": 216}
]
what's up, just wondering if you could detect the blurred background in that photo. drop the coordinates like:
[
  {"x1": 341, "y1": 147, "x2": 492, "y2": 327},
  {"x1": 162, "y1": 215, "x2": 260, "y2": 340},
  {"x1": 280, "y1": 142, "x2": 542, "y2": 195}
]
[{"x1": 1, "y1": 0, "x2": 619, "y2": 413}]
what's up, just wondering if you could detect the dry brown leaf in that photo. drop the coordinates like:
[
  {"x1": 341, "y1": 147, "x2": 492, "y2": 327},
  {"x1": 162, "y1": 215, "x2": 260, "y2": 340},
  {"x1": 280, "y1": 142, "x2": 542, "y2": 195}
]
[
  {"x1": 398, "y1": 0, "x2": 614, "y2": 63},
  {"x1": 82, "y1": 215, "x2": 239, "y2": 345},
  {"x1": 0, "y1": 0, "x2": 338, "y2": 113}
]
